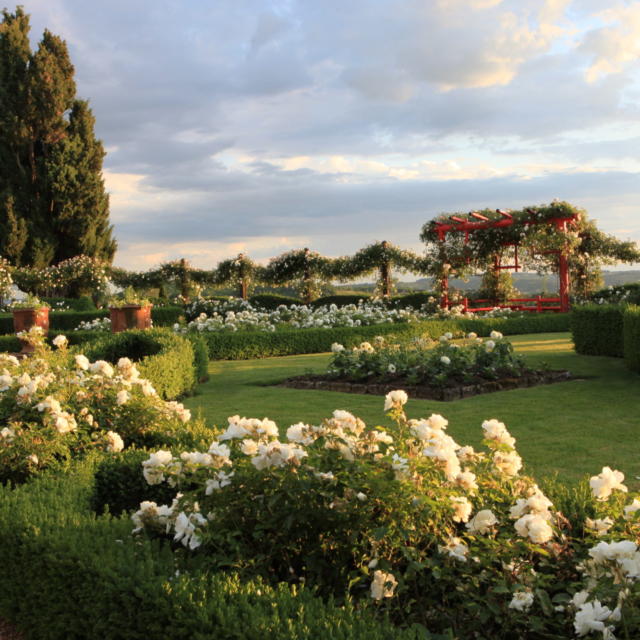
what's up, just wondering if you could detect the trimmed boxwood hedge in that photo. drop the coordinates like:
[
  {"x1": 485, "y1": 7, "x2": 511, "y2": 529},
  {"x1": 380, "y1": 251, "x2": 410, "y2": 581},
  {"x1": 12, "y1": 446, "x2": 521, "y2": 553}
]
[
  {"x1": 248, "y1": 293, "x2": 300, "y2": 309},
  {"x1": 82, "y1": 329, "x2": 201, "y2": 400},
  {"x1": 623, "y1": 305, "x2": 640, "y2": 373},
  {"x1": 310, "y1": 294, "x2": 371, "y2": 307},
  {"x1": 570, "y1": 304, "x2": 625, "y2": 357},
  {"x1": 0, "y1": 461, "x2": 429, "y2": 640},
  {"x1": 390, "y1": 292, "x2": 437, "y2": 309},
  {"x1": 91, "y1": 449, "x2": 183, "y2": 517},
  {"x1": 199, "y1": 313, "x2": 571, "y2": 360}
]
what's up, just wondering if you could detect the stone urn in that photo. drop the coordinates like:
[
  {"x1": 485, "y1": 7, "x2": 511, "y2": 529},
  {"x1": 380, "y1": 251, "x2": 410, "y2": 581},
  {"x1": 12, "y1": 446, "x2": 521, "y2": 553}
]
[
  {"x1": 12, "y1": 307, "x2": 50, "y2": 353},
  {"x1": 109, "y1": 304, "x2": 152, "y2": 333}
]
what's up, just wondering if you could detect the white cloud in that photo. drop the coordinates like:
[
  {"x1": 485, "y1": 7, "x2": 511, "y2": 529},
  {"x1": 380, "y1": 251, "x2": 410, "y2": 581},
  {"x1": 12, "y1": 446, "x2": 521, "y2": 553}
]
[{"x1": 580, "y1": 3, "x2": 640, "y2": 82}]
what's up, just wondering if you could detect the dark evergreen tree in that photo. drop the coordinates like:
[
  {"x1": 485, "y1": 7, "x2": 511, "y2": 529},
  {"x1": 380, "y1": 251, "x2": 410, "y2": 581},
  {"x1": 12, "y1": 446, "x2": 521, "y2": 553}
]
[{"x1": 0, "y1": 7, "x2": 116, "y2": 267}]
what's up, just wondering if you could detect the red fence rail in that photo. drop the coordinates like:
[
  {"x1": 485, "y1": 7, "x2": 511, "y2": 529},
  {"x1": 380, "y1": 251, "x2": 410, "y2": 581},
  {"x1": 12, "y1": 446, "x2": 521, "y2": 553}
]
[{"x1": 458, "y1": 296, "x2": 563, "y2": 313}]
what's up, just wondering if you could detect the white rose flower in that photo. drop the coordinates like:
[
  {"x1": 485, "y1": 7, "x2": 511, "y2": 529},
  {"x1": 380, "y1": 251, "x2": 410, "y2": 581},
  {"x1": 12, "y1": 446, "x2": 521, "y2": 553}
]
[
  {"x1": 240, "y1": 439, "x2": 259, "y2": 456},
  {"x1": 89, "y1": 360, "x2": 114, "y2": 378},
  {"x1": 455, "y1": 469, "x2": 478, "y2": 491},
  {"x1": 52, "y1": 334, "x2": 68, "y2": 349},
  {"x1": 466, "y1": 509, "x2": 498, "y2": 534},
  {"x1": 75, "y1": 354, "x2": 90, "y2": 370},
  {"x1": 493, "y1": 450, "x2": 522, "y2": 477},
  {"x1": 585, "y1": 517, "x2": 614, "y2": 537},
  {"x1": 482, "y1": 419, "x2": 516, "y2": 447},
  {"x1": 509, "y1": 591, "x2": 534, "y2": 612},
  {"x1": 370, "y1": 570, "x2": 398, "y2": 600},
  {"x1": 573, "y1": 600, "x2": 616, "y2": 637},
  {"x1": 451, "y1": 496, "x2": 473, "y2": 523},
  {"x1": 106, "y1": 431, "x2": 124, "y2": 453},
  {"x1": 440, "y1": 356, "x2": 451, "y2": 365},
  {"x1": 624, "y1": 498, "x2": 640, "y2": 520},
  {"x1": 383, "y1": 389, "x2": 408, "y2": 411},
  {"x1": 514, "y1": 513, "x2": 554, "y2": 543},
  {"x1": 589, "y1": 467, "x2": 627, "y2": 501},
  {"x1": 438, "y1": 536, "x2": 468, "y2": 562}
]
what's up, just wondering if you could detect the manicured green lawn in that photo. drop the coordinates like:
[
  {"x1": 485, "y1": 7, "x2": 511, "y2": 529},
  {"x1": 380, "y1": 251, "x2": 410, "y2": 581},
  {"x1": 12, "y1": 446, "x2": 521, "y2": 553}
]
[{"x1": 184, "y1": 332, "x2": 640, "y2": 485}]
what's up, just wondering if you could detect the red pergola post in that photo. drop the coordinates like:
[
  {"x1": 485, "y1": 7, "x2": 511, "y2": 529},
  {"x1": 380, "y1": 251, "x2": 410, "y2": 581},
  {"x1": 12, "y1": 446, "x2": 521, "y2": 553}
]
[{"x1": 555, "y1": 219, "x2": 571, "y2": 312}]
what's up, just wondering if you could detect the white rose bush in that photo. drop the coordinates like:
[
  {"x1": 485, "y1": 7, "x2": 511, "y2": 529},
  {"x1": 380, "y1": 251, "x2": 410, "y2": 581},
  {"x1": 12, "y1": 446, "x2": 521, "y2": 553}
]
[
  {"x1": 176, "y1": 298, "x2": 518, "y2": 335},
  {"x1": 327, "y1": 332, "x2": 528, "y2": 387},
  {"x1": 132, "y1": 390, "x2": 640, "y2": 638},
  {"x1": 0, "y1": 332, "x2": 196, "y2": 484}
]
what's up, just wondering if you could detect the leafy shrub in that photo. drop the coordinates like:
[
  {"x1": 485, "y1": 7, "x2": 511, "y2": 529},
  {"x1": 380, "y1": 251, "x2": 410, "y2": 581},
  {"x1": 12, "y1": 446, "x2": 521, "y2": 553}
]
[
  {"x1": 249, "y1": 293, "x2": 300, "y2": 309},
  {"x1": 42, "y1": 296, "x2": 97, "y2": 311},
  {"x1": 134, "y1": 393, "x2": 640, "y2": 637},
  {"x1": 571, "y1": 304, "x2": 625, "y2": 357},
  {"x1": 623, "y1": 305, "x2": 640, "y2": 373},
  {"x1": 0, "y1": 460, "x2": 429, "y2": 639},
  {"x1": 83, "y1": 329, "x2": 198, "y2": 399}
]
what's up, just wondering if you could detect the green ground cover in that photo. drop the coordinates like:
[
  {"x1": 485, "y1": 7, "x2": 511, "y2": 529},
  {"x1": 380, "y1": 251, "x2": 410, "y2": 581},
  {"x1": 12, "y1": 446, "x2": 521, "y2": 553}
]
[{"x1": 184, "y1": 332, "x2": 640, "y2": 484}]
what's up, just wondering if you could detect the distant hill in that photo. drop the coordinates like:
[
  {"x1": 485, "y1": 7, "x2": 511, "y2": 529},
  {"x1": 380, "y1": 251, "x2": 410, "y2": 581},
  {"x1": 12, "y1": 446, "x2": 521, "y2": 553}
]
[{"x1": 335, "y1": 271, "x2": 640, "y2": 295}]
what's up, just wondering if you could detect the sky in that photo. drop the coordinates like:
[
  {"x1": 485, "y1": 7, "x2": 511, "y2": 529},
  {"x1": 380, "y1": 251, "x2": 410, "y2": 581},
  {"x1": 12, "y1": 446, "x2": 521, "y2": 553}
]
[{"x1": 16, "y1": 0, "x2": 640, "y2": 271}]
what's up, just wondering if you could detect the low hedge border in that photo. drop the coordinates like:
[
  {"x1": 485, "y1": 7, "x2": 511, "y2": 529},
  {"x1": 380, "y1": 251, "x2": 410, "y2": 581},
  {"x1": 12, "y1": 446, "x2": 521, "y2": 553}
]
[
  {"x1": 199, "y1": 313, "x2": 571, "y2": 360},
  {"x1": 82, "y1": 329, "x2": 205, "y2": 400},
  {"x1": 0, "y1": 305, "x2": 184, "y2": 334},
  {"x1": 570, "y1": 304, "x2": 625, "y2": 357},
  {"x1": 623, "y1": 305, "x2": 640, "y2": 373},
  {"x1": 0, "y1": 461, "x2": 429, "y2": 640}
]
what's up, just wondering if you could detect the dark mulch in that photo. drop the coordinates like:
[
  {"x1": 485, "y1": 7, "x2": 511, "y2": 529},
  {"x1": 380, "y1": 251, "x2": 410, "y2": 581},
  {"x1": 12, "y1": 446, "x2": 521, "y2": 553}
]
[
  {"x1": 0, "y1": 618, "x2": 24, "y2": 640},
  {"x1": 277, "y1": 370, "x2": 573, "y2": 401}
]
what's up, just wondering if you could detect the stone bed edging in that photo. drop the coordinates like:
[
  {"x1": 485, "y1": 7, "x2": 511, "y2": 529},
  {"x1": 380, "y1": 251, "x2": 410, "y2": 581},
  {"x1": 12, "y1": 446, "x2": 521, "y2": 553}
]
[{"x1": 278, "y1": 370, "x2": 573, "y2": 401}]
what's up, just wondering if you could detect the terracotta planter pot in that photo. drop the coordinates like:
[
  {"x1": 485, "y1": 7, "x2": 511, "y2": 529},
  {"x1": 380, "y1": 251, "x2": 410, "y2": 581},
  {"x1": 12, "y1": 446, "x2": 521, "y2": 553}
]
[
  {"x1": 12, "y1": 307, "x2": 50, "y2": 354},
  {"x1": 109, "y1": 305, "x2": 153, "y2": 333}
]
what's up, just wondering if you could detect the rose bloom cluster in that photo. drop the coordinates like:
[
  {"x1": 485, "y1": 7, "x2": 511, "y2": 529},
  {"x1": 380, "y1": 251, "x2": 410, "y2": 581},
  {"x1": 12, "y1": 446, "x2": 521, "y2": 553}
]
[
  {"x1": 132, "y1": 390, "x2": 640, "y2": 635},
  {"x1": 0, "y1": 338, "x2": 192, "y2": 483},
  {"x1": 74, "y1": 317, "x2": 112, "y2": 332}
]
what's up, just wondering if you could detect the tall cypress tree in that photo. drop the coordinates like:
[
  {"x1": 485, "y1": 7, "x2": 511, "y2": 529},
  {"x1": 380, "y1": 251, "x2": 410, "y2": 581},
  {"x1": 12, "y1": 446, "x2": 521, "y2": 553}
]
[{"x1": 0, "y1": 7, "x2": 116, "y2": 267}]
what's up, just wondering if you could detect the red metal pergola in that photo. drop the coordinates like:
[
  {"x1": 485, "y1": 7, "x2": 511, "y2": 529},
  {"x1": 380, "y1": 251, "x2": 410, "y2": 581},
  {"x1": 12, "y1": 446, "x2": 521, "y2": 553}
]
[{"x1": 433, "y1": 209, "x2": 579, "y2": 313}]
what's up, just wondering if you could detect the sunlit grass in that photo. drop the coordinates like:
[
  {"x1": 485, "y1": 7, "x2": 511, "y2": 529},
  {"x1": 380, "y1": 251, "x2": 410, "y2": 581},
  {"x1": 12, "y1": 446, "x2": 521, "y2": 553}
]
[{"x1": 184, "y1": 332, "x2": 640, "y2": 485}]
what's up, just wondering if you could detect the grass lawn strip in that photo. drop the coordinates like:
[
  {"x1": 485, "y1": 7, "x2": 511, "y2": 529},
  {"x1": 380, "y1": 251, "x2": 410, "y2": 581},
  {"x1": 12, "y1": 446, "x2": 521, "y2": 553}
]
[{"x1": 184, "y1": 332, "x2": 640, "y2": 485}]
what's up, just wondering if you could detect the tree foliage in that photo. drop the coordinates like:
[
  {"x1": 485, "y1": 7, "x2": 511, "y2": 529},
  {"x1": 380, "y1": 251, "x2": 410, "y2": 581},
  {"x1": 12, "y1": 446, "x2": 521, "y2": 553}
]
[{"x1": 0, "y1": 7, "x2": 116, "y2": 268}]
